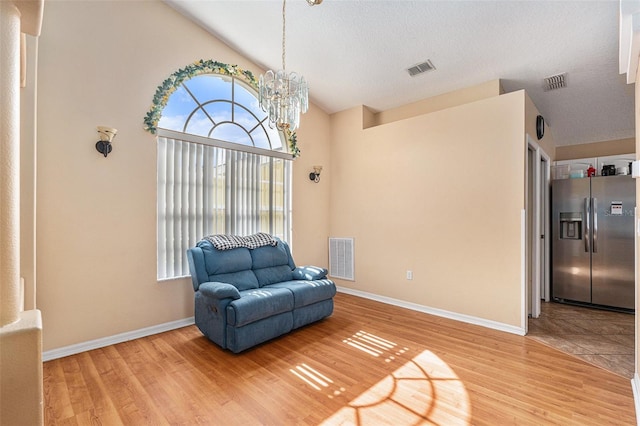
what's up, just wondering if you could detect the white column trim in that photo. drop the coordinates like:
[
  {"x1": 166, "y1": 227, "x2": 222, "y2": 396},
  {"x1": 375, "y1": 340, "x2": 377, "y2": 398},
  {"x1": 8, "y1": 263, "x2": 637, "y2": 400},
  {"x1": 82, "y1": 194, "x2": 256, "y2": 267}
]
[{"x1": 0, "y1": 0, "x2": 22, "y2": 327}]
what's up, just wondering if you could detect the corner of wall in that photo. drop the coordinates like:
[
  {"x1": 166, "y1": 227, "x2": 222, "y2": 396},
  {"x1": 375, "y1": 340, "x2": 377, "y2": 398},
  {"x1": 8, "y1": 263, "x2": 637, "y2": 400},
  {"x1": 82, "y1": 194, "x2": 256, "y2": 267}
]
[
  {"x1": 524, "y1": 91, "x2": 556, "y2": 160},
  {"x1": 362, "y1": 105, "x2": 377, "y2": 129}
]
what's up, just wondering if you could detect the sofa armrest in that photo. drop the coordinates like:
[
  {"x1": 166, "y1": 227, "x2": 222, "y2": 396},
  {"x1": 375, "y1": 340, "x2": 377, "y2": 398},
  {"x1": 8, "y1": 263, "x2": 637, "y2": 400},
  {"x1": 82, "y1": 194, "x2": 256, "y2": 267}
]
[
  {"x1": 198, "y1": 282, "x2": 241, "y2": 300},
  {"x1": 292, "y1": 266, "x2": 328, "y2": 280},
  {"x1": 187, "y1": 247, "x2": 209, "y2": 291}
]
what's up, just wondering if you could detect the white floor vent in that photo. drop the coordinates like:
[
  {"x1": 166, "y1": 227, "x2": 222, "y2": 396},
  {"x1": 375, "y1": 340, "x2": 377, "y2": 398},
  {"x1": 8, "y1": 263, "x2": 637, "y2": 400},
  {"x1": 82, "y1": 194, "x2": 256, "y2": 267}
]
[{"x1": 329, "y1": 238, "x2": 355, "y2": 281}]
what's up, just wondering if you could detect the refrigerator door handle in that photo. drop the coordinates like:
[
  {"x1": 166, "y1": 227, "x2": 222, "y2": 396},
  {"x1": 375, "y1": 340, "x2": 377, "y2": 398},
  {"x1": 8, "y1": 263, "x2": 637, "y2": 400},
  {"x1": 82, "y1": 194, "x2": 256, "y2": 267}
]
[
  {"x1": 584, "y1": 197, "x2": 590, "y2": 253},
  {"x1": 592, "y1": 197, "x2": 598, "y2": 253}
]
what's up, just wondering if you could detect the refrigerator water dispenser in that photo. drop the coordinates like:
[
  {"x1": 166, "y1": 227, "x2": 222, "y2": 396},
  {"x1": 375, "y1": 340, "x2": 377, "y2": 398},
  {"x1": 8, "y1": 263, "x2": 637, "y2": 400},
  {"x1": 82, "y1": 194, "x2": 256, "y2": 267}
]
[{"x1": 559, "y1": 212, "x2": 582, "y2": 239}]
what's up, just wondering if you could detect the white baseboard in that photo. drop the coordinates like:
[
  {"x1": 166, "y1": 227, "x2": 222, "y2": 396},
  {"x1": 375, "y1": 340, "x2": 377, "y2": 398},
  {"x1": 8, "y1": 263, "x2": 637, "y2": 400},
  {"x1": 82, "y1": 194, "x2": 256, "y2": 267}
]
[
  {"x1": 632, "y1": 373, "x2": 640, "y2": 426},
  {"x1": 42, "y1": 317, "x2": 195, "y2": 362},
  {"x1": 44, "y1": 289, "x2": 526, "y2": 361},
  {"x1": 336, "y1": 286, "x2": 526, "y2": 336}
]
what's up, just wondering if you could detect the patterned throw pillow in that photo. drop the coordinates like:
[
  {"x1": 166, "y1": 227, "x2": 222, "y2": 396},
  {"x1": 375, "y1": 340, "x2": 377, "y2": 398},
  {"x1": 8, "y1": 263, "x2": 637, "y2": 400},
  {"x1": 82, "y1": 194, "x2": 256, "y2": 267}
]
[
  {"x1": 204, "y1": 234, "x2": 246, "y2": 251},
  {"x1": 203, "y1": 233, "x2": 277, "y2": 250},
  {"x1": 244, "y1": 232, "x2": 278, "y2": 249}
]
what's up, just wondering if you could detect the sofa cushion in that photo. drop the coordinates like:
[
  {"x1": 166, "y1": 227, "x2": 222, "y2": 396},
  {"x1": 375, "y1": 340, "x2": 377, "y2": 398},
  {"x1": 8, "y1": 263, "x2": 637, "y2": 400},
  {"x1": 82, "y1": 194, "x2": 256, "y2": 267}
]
[
  {"x1": 250, "y1": 242, "x2": 291, "y2": 269},
  {"x1": 196, "y1": 240, "x2": 258, "y2": 290},
  {"x1": 198, "y1": 240, "x2": 252, "y2": 275},
  {"x1": 254, "y1": 265, "x2": 293, "y2": 287},
  {"x1": 251, "y1": 242, "x2": 295, "y2": 286},
  {"x1": 226, "y1": 287, "x2": 294, "y2": 327},
  {"x1": 209, "y1": 270, "x2": 259, "y2": 291},
  {"x1": 268, "y1": 279, "x2": 336, "y2": 308}
]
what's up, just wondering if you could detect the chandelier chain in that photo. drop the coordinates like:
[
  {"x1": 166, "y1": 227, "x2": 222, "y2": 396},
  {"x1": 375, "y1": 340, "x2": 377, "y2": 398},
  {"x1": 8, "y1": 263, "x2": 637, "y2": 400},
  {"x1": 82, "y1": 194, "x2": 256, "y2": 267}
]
[
  {"x1": 282, "y1": 0, "x2": 286, "y2": 70},
  {"x1": 258, "y1": 0, "x2": 312, "y2": 132}
]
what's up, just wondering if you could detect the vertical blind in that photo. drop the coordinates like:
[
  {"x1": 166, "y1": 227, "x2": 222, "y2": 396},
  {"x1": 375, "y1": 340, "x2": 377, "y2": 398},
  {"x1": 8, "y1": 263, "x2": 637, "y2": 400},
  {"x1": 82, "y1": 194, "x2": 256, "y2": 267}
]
[{"x1": 157, "y1": 136, "x2": 292, "y2": 280}]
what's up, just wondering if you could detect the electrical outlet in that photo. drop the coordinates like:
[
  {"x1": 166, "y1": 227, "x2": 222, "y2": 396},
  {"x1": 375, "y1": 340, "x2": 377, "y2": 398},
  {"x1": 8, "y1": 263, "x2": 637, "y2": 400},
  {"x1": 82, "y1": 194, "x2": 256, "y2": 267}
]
[{"x1": 406, "y1": 270, "x2": 413, "y2": 280}]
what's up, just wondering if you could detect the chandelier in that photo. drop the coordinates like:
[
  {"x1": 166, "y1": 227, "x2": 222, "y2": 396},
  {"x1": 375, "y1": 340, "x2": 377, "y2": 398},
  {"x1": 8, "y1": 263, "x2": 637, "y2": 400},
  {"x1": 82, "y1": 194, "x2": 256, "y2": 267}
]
[{"x1": 259, "y1": 0, "x2": 321, "y2": 131}]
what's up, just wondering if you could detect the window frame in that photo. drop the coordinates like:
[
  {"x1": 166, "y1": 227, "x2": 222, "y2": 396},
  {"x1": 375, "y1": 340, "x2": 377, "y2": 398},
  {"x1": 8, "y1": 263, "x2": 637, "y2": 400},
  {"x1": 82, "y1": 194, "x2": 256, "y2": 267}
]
[
  {"x1": 143, "y1": 60, "x2": 301, "y2": 157},
  {"x1": 154, "y1": 71, "x2": 293, "y2": 282},
  {"x1": 156, "y1": 128, "x2": 292, "y2": 161},
  {"x1": 159, "y1": 74, "x2": 287, "y2": 154}
]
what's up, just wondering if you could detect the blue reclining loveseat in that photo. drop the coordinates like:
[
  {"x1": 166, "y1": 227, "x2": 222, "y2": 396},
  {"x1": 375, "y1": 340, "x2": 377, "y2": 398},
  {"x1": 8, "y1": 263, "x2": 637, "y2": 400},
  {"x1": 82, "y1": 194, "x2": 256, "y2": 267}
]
[{"x1": 186, "y1": 234, "x2": 336, "y2": 353}]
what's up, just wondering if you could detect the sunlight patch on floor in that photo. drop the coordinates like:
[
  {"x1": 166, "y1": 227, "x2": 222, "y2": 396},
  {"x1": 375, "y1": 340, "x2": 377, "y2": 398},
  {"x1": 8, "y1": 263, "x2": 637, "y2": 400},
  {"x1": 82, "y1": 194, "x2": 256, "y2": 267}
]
[
  {"x1": 290, "y1": 363, "x2": 336, "y2": 391},
  {"x1": 343, "y1": 330, "x2": 408, "y2": 361},
  {"x1": 320, "y1": 350, "x2": 471, "y2": 425}
]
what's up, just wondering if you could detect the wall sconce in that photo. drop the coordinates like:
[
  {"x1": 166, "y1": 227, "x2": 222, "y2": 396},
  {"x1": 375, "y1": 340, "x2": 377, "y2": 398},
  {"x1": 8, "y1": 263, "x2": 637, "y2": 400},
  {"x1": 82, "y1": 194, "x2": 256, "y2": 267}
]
[
  {"x1": 309, "y1": 165, "x2": 323, "y2": 183},
  {"x1": 95, "y1": 126, "x2": 118, "y2": 158}
]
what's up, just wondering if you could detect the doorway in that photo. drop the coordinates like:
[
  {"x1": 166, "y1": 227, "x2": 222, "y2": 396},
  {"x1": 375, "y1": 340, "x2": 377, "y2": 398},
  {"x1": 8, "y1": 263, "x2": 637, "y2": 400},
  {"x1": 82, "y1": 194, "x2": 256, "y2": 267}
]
[
  {"x1": 526, "y1": 136, "x2": 550, "y2": 320},
  {"x1": 525, "y1": 149, "x2": 635, "y2": 378}
]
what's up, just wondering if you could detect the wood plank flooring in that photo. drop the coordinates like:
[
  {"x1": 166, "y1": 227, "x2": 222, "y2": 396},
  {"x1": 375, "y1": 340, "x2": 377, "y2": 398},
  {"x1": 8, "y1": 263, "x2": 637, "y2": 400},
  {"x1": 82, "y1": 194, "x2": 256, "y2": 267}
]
[{"x1": 43, "y1": 293, "x2": 637, "y2": 425}]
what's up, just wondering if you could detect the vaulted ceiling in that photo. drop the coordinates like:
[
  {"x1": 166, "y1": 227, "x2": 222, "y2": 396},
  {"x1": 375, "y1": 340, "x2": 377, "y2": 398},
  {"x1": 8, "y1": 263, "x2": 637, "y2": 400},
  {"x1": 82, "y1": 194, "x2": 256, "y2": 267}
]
[{"x1": 166, "y1": 0, "x2": 635, "y2": 147}]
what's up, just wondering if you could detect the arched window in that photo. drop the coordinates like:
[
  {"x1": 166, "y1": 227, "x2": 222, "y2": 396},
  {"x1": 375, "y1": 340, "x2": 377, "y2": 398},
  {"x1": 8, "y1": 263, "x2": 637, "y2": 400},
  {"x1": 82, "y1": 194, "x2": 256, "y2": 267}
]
[
  {"x1": 158, "y1": 73, "x2": 284, "y2": 151},
  {"x1": 145, "y1": 61, "x2": 295, "y2": 280}
]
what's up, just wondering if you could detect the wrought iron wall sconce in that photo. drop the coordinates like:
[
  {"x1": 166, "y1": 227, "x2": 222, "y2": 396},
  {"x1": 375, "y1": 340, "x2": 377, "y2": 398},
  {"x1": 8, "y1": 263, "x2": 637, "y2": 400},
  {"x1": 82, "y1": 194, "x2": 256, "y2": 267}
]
[
  {"x1": 309, "y1": 165, "x2": 322, "y2": 183},
  {"x1": 95, "y1": 126, "x2": 118, "y2": 158}
]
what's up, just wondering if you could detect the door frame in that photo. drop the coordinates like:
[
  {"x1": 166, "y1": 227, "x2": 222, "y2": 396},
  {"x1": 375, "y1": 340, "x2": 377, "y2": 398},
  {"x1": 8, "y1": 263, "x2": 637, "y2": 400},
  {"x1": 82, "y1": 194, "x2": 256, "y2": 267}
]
[
  {"x1": 526, "y1": 135, "x2": 550, "y2": 319},
  {"x1": 541, "y1": 152, "x2": 551, "y2": 302}
]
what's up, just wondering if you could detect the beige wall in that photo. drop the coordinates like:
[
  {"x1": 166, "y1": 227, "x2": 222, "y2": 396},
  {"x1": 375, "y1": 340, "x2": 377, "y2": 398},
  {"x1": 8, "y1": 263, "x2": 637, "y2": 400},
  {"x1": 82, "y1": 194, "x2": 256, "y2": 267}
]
[
  {"x1": 291, "y1": 103, "x2": 332, "y2": 264},
  {"x1": 35, "y1": 1, "x2": 331, "y2": 351},
  {"x1": 329, "y1": 91, "x2": 527, "y2": 327},
  {"x1": 555, "y1": 137, "x2": 635, "y2": 161},
  {"x1": 374, "y1": 79, "x2": 503, "y2": 127}
]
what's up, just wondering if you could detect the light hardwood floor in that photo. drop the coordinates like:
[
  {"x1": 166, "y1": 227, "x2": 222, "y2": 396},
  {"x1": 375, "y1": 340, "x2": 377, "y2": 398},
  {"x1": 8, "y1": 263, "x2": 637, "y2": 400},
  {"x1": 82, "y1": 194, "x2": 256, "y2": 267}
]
[{"x1": 44, "y1": 293, "x2": 636, "y2": 425}]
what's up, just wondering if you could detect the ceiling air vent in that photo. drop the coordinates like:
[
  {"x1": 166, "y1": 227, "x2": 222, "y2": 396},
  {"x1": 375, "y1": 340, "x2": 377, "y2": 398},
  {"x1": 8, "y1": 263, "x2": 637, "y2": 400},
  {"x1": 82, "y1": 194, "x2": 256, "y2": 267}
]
[
  {"x1": 407, "y1": 60, "x2": 435, "y2": 77},
  {"x1": 543, "y1": 72, "x2": 567, "y2": 91}
]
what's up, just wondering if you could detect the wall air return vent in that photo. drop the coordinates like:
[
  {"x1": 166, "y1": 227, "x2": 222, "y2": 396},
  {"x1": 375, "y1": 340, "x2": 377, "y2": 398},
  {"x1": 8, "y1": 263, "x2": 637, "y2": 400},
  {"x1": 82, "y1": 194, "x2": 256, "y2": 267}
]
[
  {"x1": 407, "y1": 60, "x2": 436, "y2": 77},
  {"x1": 329, "y1": 238, "x2": 355, "y2": 281},
  {"x1": 543, "y1": 72, "x2": 567, "y2": 91}
]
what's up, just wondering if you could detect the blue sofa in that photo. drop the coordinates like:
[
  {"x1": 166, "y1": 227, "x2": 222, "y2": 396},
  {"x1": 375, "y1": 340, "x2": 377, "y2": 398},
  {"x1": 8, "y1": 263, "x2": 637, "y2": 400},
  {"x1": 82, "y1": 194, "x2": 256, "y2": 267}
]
[{"x1": 186, "y1": 235, "x2": 336, "y2": 353}]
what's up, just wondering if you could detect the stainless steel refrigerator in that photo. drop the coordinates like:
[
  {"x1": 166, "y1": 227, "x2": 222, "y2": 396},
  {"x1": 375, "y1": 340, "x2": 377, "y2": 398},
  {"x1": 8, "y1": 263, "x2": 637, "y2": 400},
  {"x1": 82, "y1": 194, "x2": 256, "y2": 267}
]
[{"x1": 551, "y1": 175, "x2": 635, "y2": 311}]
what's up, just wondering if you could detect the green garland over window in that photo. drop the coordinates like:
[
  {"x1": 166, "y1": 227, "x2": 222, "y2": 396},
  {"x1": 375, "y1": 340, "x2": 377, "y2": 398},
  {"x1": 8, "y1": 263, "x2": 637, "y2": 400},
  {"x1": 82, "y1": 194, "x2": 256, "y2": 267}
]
[{"x1": 143, "y1": 59, "x2": 300, "y2": 158}]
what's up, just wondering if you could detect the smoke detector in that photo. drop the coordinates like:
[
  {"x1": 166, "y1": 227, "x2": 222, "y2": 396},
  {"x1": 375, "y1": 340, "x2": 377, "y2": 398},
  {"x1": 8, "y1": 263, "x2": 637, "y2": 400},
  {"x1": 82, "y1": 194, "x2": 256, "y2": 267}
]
[
  {"x1": 543, "y1": 72, "x2": 567, "y2": 91},
  {"x1": 407, "y1": 60, "x2": 436, "y2": 77}
]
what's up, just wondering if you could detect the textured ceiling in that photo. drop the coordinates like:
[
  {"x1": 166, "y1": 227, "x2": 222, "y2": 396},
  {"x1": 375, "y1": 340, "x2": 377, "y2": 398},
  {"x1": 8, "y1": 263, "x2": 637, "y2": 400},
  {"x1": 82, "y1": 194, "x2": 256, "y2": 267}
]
[{"x1": 165, "y1": 0, "x2": 635, "y2": 147}]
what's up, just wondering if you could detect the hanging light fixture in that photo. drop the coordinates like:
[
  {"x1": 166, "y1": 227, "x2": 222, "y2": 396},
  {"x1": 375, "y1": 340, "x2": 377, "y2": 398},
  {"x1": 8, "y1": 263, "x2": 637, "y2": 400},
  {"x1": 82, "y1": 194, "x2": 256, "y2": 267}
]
[{"x1": 259, "y1": 0, "x2": 320, "y2": 131}]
